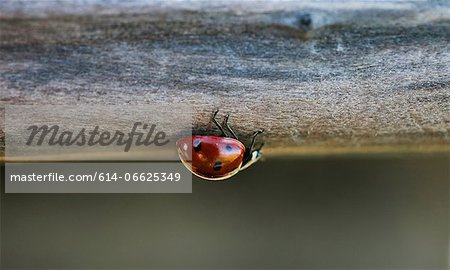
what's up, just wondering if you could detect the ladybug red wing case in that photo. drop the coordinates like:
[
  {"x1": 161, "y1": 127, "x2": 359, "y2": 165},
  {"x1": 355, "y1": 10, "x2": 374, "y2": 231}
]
[{"x1": 176, "y1": 136, "x2": 245, "y2": 180}]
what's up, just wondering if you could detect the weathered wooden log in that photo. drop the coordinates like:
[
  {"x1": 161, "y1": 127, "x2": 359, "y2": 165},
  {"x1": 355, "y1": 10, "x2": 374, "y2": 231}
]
[{"x1": 0, "y1": 1, "x2": 449, "y2": 157}]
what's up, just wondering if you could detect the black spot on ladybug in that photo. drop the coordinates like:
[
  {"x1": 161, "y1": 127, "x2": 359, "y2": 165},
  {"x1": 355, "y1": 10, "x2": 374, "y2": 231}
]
[
  {"x1": 213, "y1": 161, "x2": 222, "y2": 171},
  {"x1": 225, "y1": 145, "x2": 233, "y2": 151},
  {"x1": 193, "y1": 139, "x2": 202, "y2": 152}
]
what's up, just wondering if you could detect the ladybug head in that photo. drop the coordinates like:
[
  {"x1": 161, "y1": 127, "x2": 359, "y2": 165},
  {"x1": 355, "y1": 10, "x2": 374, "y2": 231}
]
[
  {"x1": 241, "y1": 130, "x2": 264, "y2": 171},
  {"x1": 241, "y1": 145, "x2": 263, "y2": 171}
]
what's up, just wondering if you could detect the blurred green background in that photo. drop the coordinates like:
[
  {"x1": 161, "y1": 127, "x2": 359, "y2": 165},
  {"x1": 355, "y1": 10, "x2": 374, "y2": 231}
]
[{"x1": 1, "y1": 153, "x2": 449, "y2": 269}]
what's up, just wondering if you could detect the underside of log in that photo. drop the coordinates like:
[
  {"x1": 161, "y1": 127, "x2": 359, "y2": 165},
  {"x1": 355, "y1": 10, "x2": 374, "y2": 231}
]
[{"x1": 0, "y1": 1, "x2": 449, "y2": 157}]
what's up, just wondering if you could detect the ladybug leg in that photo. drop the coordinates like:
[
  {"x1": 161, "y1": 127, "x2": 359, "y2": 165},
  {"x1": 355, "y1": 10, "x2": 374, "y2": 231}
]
[
  {"x1": 223, "y1": 114, "x2": 238, "y2": 140},
  {"x1": 249, "y1": 129, "x2": 264, "y2": 151},
  {"x1": 256, "y1": 142, "x2": 265, "y2": 151},
  {"x1": 212, "y1": 109, "x2": 228, "y2": 137}
]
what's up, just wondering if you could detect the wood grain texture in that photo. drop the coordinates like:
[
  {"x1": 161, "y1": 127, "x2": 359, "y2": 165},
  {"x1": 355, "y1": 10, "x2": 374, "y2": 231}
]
[{"x1": 0, "y1": 1, "x2": 449, "y2": 157}]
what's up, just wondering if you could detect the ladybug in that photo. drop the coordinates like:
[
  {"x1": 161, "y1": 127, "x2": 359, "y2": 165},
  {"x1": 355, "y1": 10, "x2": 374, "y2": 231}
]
[{"x1": 176, "y1": 110, "x2": 264, "y2": 180}]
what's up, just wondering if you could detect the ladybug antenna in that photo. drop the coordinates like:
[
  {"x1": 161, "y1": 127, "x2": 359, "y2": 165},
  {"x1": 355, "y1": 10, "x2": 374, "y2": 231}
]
[
  {"x1": 223, "y1": 114, "x2": 238, "y2": 140},
  {"x1": 212, "y1": 109, "x2": 228, "y2": 137}
]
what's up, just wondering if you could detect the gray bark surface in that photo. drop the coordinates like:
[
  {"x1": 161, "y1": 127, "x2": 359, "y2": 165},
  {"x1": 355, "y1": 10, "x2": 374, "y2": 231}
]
[{"x1": 1, "y1": 1, "x2": 449, "y2": 156}]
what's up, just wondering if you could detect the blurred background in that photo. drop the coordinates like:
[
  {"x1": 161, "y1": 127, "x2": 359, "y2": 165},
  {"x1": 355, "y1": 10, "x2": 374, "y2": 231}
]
[{"x1": 2, "y1": 154, "x2": 449, "y2": 269}]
